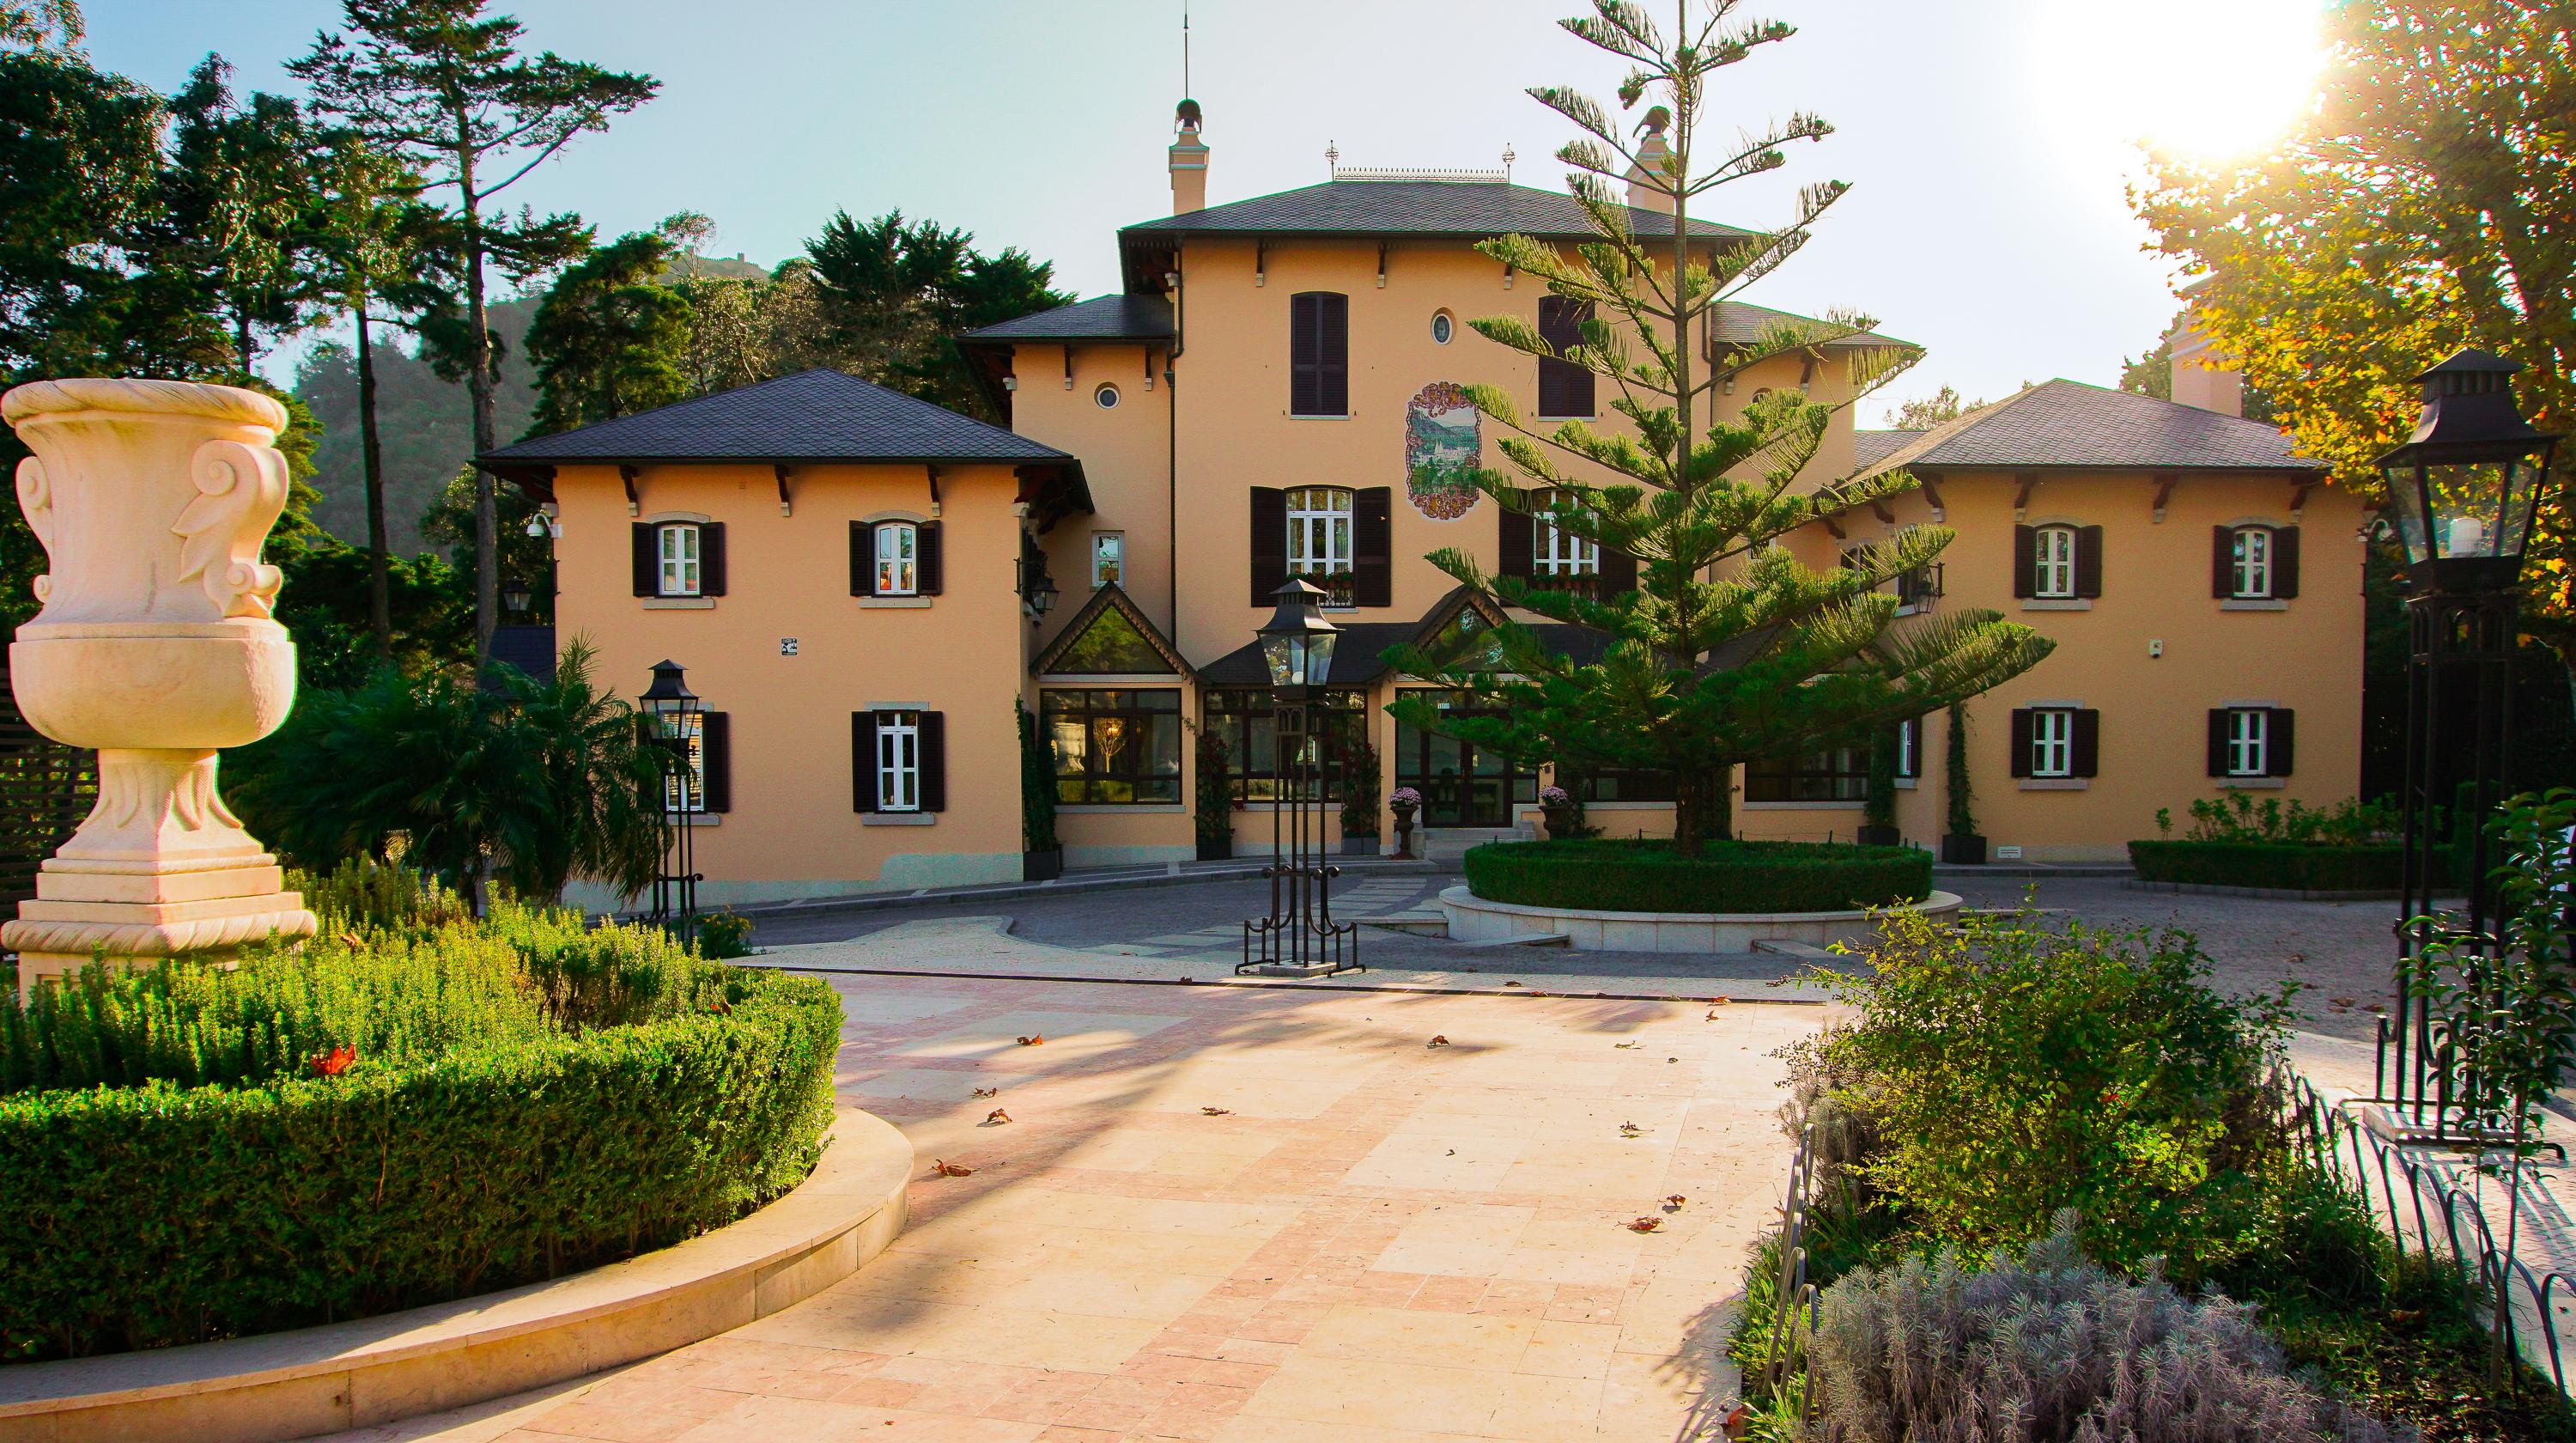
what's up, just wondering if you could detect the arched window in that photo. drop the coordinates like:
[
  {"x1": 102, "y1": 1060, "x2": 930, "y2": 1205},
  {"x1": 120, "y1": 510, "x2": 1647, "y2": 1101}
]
[
  {"x1": 2031, "y1": 524, "x2": 2077, "y2": 598},
  {"x1": 1285, "y1": 486, "x2": 1355, "y2": 600},
  {"x1": 1532, "y1": 489, "x2": 1600, "y2": 577},
  {"x1": 874, "y1": 521, "x2": 919, "y2": 596}
]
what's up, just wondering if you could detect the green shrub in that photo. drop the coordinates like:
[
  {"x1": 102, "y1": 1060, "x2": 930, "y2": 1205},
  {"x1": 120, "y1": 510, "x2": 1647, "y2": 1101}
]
[
  {"x1": 1462, "y1": 837, "x2": 1929, "y2": 914},
  {"x1": 1807, "y1": 1215, "x2": 2403, "y2": 1443},
  {"x1": 2128, "y1": 840, "x2": 2415, "y2": 892},
  {"x1": 296, "y1": 858, "x2": 473, "y2": 933},
  {"x1": 693, "y1": 910, "x2": 756, "y2": 960},
  {"x1": 1795, "y1": 906, "x2": 2291, "y2": 1283},
  {"x1": 2154, "y1": 794, "x2": 2393, "y2": 846},
  {"x1": 0, "y1": 909, "x2": 838, "y2": 1361}
]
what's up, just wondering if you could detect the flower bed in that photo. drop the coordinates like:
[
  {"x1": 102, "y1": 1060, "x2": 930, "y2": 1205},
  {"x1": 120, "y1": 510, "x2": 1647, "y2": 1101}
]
[
  {"x1": 2127, "y1": 839, "x2": 2412, "y2": 892},
  {"x1": 0, "y1": 873, "x2": 840, "y2": 1363},
  {"x1": 1462, "y1": 837, "x2": 1929, "y2": 915}
]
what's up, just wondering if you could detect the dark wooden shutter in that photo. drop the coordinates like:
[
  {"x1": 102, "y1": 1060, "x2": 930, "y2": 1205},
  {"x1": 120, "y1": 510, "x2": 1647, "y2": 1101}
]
[
  {"x1": 632, "y1": 523, "x2": 657, "y2": 596},
  {"x1": 2012, "y1": 526, "x2": 2037, "y2": 600},
  {"x1": 1318, "y1": 293, "x2": 1348, "y2": 416},
  {"x1": 2008, "y1": 708, "x2": 2034, "y2": 778},
  {"x1": 851, "y1": 711, "x2": 878, "y2": 813},
  {"x1": 848, "y1": 521, "x2": 876, "y2": 597},
  {"x1": 2207, "y1": 709, "x2": 2231, "y2": 776},
  {"x1": 2071, "y1": 709, "x2": 2100, "y2": 777},
  {"x1": 701, "y1": 711, "x2": 732, "y2": 813},
  {"x1": 1353, "y1": 487, "x2": 1393, "y2": 607},
  {"x1": 1498, "y1": 490, "x2": 1535, "y2": 579},
  {"x1": 919, "y1": 711, "x2": 948, "y2": 811},
  {"x1": 916, "y1": 521, "x2": 944, "y2": 595},
  {"x1": 2274, "y1": 527, "x2": 2300, "y2": 599},
  {"x1": 1249, "y1": 487, "x2": 1288, "y2": 604},
  {"x1": 2075, "y1": 526, "x2": 2105, "y2": 599},
  {"x1": 699, "y1": 523, "x2": 726, "y2": 597},
  {"x1": 1537, "y1": 297, "x2": 1594, "y2": 417},
  {"x1": 1601, "y1": 541, "x2": 1638, "y2": 597},
  {"x1": 2267, "y1": 708, "x2": 2295, "y2": 776},
  {"x1": 2212, "y1": 526, "x2": 2235, "y2": 598},
  {"x1": 1291, "y1": 293, "x2": 1319, "y2": 414}
]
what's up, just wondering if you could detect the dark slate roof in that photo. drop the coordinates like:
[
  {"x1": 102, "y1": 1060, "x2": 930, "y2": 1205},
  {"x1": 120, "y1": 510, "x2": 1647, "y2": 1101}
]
[
  {"x1": 481, "y1": 368, "x2": 1075, "y2": 468},
  {"x1": 1121, "y1": 180, "x2": 1750, "y2": 244},
  {"x1": 1855, "y1": 380, "x2": 2327, "y2": 477},
  {"x1": 481, "y1": 624, "x2": 555, "y2": 690},
  {"x1": 963, "y1": 295, "x2": 1176, "y2": 344},
  {"x1": 1199, "y1": 623, "x2": 1422, "y2": 687},
  {"x1": 1851, "y1": 429, "x2": 1924, "y2": 470},
  {"x1": 1714, "y1": 301, "x2": 1915, "y2": 352}
]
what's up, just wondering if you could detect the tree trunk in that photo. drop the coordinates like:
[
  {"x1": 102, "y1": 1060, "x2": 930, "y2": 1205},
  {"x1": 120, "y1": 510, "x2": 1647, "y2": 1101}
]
[
  {"x1": 456, "y1": 125, "x2": 498, "y2": 662},
  {"x1": 356, "y1": 298, "x2": 393, "y2": 663},
  {"x1": 1673, "y1": 764, "x2": 1733, "y2": 855},
  {"x1": 235, "y1": 309, "x2": 253, "y2": 381}
]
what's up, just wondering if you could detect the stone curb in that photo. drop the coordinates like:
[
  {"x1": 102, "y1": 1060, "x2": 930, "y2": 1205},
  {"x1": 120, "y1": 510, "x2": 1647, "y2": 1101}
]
[
  {"x1": 691, "y1": 857, "x2": 1444, "y2": 925},
  {"x1": 0, "y1": 1108, "x2": 914, "y2": 1443},
  {"x1": 2122, "y1": 879, "x2": 2403, "y2": 902}
]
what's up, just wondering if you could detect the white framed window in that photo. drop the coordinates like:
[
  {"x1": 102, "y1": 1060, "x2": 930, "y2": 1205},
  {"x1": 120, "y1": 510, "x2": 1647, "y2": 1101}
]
[
  {"x1": 2032, "y1": 525, "x2": 2077, "y2": 599},
  {"x1": 659, "y1": 710, "x2": 705, "y2": 813},
  {"x1": 2226, "y1": 708, "x2": 2269, "y2": 777},
  {"x1": 2232, "y1": 527, "x2": 2272, "y2": 598},
  {"x1": 1895, "y1": 716, "x2": 1919, "y2": 780},
  {"x1": 1286, "y1": 486, "x2": 1354, "y2": 602},
  {"x1": 875, "y1": 709, "x2": 920, "y2": 812},
  {"x1": 1092, "y1": 531, "x2": 1124, "y2": 588},
  {"x1": 2030, "y1": 708, "x2": 2075, "y2": 778},
  {"x1": 1534, "y1": 491, "x2": 1600, "y2": 576},
  {"x1": 657, "y1": 523, "x2": 701, "y2": 597},
  {"x1": 874, "y1": 521, "x2": 918, "y2": 596}
]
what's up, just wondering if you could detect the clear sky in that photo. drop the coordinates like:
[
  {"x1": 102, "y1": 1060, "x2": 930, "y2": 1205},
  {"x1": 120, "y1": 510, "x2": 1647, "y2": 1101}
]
[{"x1": 90, "y1": 0, "x2": 2329, "y2": 423}]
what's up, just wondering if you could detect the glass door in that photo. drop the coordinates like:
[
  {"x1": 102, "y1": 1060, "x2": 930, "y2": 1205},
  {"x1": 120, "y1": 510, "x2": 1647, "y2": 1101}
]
[{"x1": 1395, "y1": 691, "x2": 1534, "y2": 827}]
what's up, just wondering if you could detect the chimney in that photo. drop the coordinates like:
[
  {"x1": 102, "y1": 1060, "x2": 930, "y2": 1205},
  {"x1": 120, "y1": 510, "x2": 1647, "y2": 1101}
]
[
  {"x1": 2170, "y1": 277, "x2": 2245, "y2": 418},
  {"x1": 1170, "y1": 99, "x2": 1208, "y2": 215},
  {"x1": 1625, "y1": 107, "x2": 1674, "y2": 215}
]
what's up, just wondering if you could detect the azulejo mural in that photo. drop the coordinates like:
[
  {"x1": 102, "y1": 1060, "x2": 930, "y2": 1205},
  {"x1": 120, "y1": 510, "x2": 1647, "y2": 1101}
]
[{"x1": 1405, "y1": 381, "x2": 1483, "y2": 521}]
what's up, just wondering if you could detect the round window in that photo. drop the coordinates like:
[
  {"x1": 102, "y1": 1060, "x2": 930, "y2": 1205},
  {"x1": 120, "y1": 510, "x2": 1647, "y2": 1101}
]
[
  {"x1": 1094, "y1": 384, "x2": 1121, "y2": 410},
  {"x1": 1431, "y1": 312, "x2": 1455, "y2": 344}
]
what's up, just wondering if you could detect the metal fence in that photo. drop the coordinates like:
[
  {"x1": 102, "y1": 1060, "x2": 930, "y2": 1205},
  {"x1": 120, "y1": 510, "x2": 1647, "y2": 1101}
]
[{"x1": 0, "y1": 654, "x2": 91, "y2": 913}]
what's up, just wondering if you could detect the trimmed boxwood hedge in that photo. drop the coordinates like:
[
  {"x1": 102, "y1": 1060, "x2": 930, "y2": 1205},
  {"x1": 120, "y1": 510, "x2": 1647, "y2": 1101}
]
[
  {"x1": 2128, "y1": 840, "x2": 2415, "y2": 892},
  {"x1": 1464, "y1": 837, "x2": 1932, "y2": 914},
  {"x1": 0, "y1": 959, "x2": 839, "y2": 1362}
]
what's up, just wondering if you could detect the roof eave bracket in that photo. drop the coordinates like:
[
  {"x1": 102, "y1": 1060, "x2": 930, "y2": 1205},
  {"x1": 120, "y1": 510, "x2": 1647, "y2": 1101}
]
[
  {"x1": 927, "y1": 464, "x2": 943, "y2": 520},
  {"x1": 619, "y1": 464, "x2": 640, "y2": 516},
  {"x1": 775, "y1": 463, "x2": 794, "y2": 518},
  {"x1": 2012, "y1": 472, "x2": 2038, "y2": 521},
  {"x1": 2150, "y1": 472, "x2": 2178, "y2": 524},
  {"x1": 1916, "y1": 471, "x2": 1945, "y2": 522},
  {"x1": 1376, "y1": 241, "x2": 1389, "y2": 289},
  {"x1": 2287, "y1": 477, "x2": 2317, "y2": 520},
  {"x1": 1254, "y1": 240, "x2": 1266, "y2": 288}
]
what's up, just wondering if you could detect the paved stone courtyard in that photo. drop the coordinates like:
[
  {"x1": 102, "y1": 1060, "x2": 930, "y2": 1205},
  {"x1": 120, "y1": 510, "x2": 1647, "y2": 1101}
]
[{"x1": 333, "y1": 871, "x2": 2414, "y2": 1441}]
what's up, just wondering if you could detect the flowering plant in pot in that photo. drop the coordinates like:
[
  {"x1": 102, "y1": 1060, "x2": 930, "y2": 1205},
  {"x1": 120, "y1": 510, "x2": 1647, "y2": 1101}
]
[
  {"x1": 1539, "y1": 784, "x2": 1580, "y2": 841},
  {"x1": 1390, "y1": 786, "x2": 1423, "y2": 859}
]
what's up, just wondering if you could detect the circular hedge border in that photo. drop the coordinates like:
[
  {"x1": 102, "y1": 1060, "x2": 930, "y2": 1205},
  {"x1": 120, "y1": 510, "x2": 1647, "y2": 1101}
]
[
  {"x1": 0, "y1": 966, "x2": 841, "y2": 1362},
  {"x1": 1463, "y1": 837, "x2": 1932, "y2": 915}
]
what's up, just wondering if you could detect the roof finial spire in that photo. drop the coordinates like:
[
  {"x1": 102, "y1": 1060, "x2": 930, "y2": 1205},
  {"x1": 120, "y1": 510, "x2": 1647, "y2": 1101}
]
[
  {"x1": 1182, "y1": 0, "x2": 1189, "y2": 100},
  {"x1": 1325, "y1": 139, "x2": 1339, "y2": 179}
]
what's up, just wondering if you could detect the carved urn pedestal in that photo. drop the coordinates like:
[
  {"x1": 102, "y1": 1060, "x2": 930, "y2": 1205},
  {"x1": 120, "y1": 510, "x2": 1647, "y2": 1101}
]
[{"x1": 1, "y1": 379, "x2": 317, "y2": 995}]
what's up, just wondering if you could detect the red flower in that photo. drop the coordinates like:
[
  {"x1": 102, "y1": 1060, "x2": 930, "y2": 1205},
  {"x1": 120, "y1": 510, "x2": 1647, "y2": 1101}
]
[{"x1": 310, "y1": 1044, "x2": 357, "y2": 1078}]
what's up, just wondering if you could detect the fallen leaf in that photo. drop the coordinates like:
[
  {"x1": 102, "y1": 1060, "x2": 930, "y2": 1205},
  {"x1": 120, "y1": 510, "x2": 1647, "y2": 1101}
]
[
  {"x1": 972, "y1": 1087, "x2": 1000, "y2": 1098},
  {"x1": 1665, "y1": 1194, "x2": 1688, "y2": 1209},
  {"x1": 2329, "y1": 996, "x2": 2358, "y2": 1008},
  {"x1": 1614, "y1": 1041, "x2": 1640, "y2": 1050},
  {"x1": 931, "y1": 1160, "x2": 975, "y2": 1178},
  {"x1": 985, "y1": 1108, "x2": 1012, "y2": 1124},
  {"x1": 1201, "y1": 1106, "x2": 1233, "y2": 1116},
  {"x1": 1017, "y1": 1034, "x2": 1045, "y2": 1046},
  {"x1": 1428, "y1": 1034, "x2": 1450, "y2": 1047},
  {"x1": 1722, "y1": 1401, "x2": 1752, "y2": 1438},
  {"x1": 1668, "y1": 1057, "x2": 1680, "y2": 1063},
  {"x1": 1620, "y1": 1122, "x2": 1643, "y2": 1138},
  {"x1": 1627, "y1": 1216, "x2": 1662, "y2": 1233}
]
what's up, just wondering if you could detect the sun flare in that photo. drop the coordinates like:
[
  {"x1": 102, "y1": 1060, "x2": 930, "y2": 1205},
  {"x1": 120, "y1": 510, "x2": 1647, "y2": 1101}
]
[{"x1": 2033, "y1": 0, "x2": 2327, "y2": 160}]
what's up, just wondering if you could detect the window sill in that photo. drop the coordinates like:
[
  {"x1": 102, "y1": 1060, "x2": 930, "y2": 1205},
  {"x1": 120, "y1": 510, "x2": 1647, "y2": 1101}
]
[
  {"x1": 665, "y1": 812, "x2": 723, "y2": 825},
  {"x1": 1894, "y1": 778, "x2": 1919, "y2": 790},
  {"x1": 1058, "y1": 802, "x2": 1187, "y2": 813},
  {"x1": 644, "y1": 598, "x2": 715, "y2": 611},
  {"x1": 1534, "y1": 415, "x2": 1598, "y2": 423},
  {"x1": 1741, "y1": 801, "x2": 1866, "y2": 811},
  {"x1": 860, "y1": 596, "x2": 933, "y2": 609},
  {"x1": 2221, "y1": 776, "x2": 2287, "y2": 789},
  {"x1": 2020, "y1": 599, "x2": 2092, "y2": 612},
  {"x1": 1285, "y1": 412, "x2": 1352, "y2": 421},
  {"x1": 2221, "y1": 599, "x2": 2288, "y2": 612},
  {"x1": 2018, "y1": 778, "x2": 2089, "y2": 790},
  {"x1": 863, "y1": 813, "x2": 938, "y2": 825}
]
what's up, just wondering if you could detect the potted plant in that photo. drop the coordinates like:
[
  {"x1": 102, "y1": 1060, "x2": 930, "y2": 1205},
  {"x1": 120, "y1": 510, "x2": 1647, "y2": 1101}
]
[
  {"x1": 1390, "y1": 786, "x2": 1423, "y2": 859},
  {"x1": 1538, "y1": 784, "x2": 1581, "y2": 841},
  {"x1": 1018, "y1": 699, "x2": 1063, "y2": 880},
  {"x1": 1194, "y1": 731, "x2": 1234, "y2": 862},
  {"x1": 1338, "y1": 736, "x2": 1381, "y2": 855},
  {"x1": 1858, "y1": 728, "x2": 1901, "y2": 847},
  {"x1": 1939, "y1": 701, "x2": 1985, "y2": 865}
]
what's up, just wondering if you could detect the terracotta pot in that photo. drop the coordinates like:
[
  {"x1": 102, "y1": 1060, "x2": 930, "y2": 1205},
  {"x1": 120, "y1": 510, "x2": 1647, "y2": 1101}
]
[{"x1": 0, "y1": 379, "x2": 317, "y2": 990}]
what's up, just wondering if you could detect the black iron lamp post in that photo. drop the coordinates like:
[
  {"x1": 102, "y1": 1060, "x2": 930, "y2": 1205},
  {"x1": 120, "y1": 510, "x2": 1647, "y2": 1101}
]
[
  {"x1": 2375, "y1": 349, "x2": 2563, "y2": 1124},
  {"x1": 501, "y1": 578, "x2": 533, "y2": 616},
  {"x1": 1241, "y1": 579, "x2": 1362, "y2": 977},
  {"x1": 640, "y1": 659, "x2": 703, "y2": 934}
]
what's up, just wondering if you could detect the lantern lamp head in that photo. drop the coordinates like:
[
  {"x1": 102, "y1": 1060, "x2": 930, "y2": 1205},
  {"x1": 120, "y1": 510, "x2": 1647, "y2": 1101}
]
[
  {"x1": 640, "y1": 659, "x2": 699, "y2": 721},
  {"x1": 501, "y1": 579, "x2": 533, "y2": 614},
  {"x1": 2374, "y1": 349, "x2": 2562, "y2": 595},
  {"x1": 1257, "y1": 578, "x2": 1340, "y2": 701},
  {"x1": 1030, "y1": 571, "x2": 1060, "y2": 617}
]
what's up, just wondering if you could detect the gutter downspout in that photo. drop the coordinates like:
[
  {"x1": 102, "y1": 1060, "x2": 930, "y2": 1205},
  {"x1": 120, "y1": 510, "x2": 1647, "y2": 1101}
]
[{"x1": 1165, "y1": 248, "x2": 1185, "y2": 640}]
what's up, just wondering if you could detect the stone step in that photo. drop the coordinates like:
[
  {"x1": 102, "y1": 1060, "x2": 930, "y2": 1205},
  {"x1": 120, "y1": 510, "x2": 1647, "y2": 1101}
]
[
  {"x1": 1750, "y1": 938, "x2": 1837, "y2": 959},
  {"x1": 1460, "y1": 931, "x2": 1570, "y2": 949},
  {"x1": 1360, "y1": 912, "x2": 1449, "y2": 935}
]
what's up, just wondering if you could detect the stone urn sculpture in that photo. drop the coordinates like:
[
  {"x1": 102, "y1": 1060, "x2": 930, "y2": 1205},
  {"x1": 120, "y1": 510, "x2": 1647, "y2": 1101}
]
[{"x1": 1, "y1": 378, "x2": 316, "y2": 993}]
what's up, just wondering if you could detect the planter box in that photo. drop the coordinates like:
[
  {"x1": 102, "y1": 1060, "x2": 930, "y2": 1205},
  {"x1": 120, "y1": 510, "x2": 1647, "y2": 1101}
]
[
  {"x1": 1856, "y1": 824, "x2": 1901, "y2": 847},
  {"x1": 1339, "y1": 837, "x2": 1378, "y2": 856},
  {"x1": 1022, "y1": 847, "x2": 1064, "y2": 882},
  {"x1": 1941, "y1": 833, "x2": 1987, "y2": 866},
  {"x1": 1194, "y1": 837, "x2": 1234, "y2": 862}
]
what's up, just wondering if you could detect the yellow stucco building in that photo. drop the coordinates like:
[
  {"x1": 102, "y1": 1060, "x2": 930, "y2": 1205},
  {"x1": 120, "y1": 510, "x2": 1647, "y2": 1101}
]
[{"x1": 483, "y1": 102, "x2": 2366, "y2": 903}]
